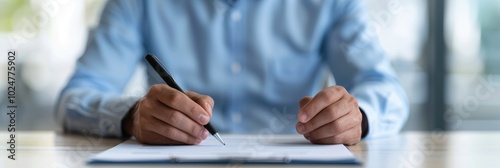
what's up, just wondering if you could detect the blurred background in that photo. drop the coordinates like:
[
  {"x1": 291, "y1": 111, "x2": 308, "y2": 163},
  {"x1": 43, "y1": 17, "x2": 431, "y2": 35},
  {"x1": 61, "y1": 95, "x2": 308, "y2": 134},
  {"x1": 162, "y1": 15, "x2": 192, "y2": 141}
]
[{"x1": 0, "y1": 0, "x2": 499, "y2": 132}]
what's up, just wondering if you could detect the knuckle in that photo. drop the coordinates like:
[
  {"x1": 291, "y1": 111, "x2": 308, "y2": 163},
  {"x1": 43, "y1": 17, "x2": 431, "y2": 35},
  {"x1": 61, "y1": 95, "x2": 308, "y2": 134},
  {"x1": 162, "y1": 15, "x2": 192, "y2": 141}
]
[
  {"x1": 327, "y1": 111, "x2": 337, "y2": 122},
  {"x1": 325, "y1": 105, "x2": 337, "y2": 118},
  {"x1": 168, "y1": 92, "x2": 183, "y2": 105},
  {"x1": 139, "y1": 99, "x2": 152, "y2": 110},
  {"x1": 162, "y1": 126, "x2": 176, "y2": 138},
  {"x1": 150, "y1": 84, "x2": 159, "y2": 92},
  {"x1": 150, "y1": 84, "x2": 163, "y2": 93},
  {"x1": 334, "y1": 86, "x2": 347, "y2": 93},
  {"x1": 190, "y1": 124, "x2": 201, "y2": 136},
  {"x1": 167, "y1": 111, "x2": 181, "y2": 125},
  {"x1": 332, "y1": 121, "x2": 343, "y2": 131},
  {"x1": 319, "y1": 90, "x2": 334, "y2": 101},
  {"x1": 347, "y1": 96, "x2": 358, "y2": 108},
  {"x1": 188, "y1": 104, "x2": 198, "y2": 116}
]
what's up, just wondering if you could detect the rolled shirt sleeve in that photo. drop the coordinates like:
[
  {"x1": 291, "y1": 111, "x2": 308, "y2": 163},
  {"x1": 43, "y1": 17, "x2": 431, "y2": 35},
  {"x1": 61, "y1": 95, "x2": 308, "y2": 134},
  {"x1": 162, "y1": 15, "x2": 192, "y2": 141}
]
[{"x1": 55, "y1": 0, "x2": 144, "y2": 137}]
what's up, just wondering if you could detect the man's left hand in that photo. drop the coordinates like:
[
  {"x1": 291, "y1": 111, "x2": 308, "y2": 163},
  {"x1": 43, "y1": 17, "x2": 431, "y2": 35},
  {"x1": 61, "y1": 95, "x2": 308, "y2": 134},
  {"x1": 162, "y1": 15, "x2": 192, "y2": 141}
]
[{"x1": 295, "y1": 86, "x2": 362, "y2": 145}]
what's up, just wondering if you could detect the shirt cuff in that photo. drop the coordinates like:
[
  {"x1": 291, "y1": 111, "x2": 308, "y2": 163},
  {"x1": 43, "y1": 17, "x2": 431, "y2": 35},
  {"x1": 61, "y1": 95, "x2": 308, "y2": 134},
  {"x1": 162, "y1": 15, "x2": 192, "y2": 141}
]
[
  {"x1": 59, "y1": 88, "x2": 142, "y2": 138},
  {"x1": 360, "y1": 108, "x2": 369, "y2": 138},
  {"x1": 105, "y1": 96, "x2": 142, "y2": 137}
]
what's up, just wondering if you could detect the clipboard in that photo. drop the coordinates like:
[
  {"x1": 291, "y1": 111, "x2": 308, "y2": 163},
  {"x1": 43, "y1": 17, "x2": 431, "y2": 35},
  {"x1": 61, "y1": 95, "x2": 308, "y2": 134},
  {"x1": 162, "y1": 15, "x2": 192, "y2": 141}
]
[{"x1": 88, "y1": 134, "x2": 360, "y2": 165}]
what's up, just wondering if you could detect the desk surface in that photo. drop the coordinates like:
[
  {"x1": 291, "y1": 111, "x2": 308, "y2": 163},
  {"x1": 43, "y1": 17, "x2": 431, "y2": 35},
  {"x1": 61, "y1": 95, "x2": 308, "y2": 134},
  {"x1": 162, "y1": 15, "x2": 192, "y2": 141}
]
[{"x1": 1, "y1": 131, "x2": 500, "y2": 168}]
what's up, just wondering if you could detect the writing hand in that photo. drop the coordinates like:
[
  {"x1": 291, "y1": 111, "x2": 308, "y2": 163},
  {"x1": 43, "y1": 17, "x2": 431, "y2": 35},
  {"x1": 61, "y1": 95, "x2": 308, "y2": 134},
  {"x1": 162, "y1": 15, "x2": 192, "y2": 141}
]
[{"x1": 123, "y1": 84, "x2": 214, "y2": 145}]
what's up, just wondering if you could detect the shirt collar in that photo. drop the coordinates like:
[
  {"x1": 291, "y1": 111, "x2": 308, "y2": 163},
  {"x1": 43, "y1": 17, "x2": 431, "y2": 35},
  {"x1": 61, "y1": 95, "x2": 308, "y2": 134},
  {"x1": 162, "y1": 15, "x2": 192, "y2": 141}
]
[{"x1": 220, "y1": 0, "x2": 240, "y2": 7}]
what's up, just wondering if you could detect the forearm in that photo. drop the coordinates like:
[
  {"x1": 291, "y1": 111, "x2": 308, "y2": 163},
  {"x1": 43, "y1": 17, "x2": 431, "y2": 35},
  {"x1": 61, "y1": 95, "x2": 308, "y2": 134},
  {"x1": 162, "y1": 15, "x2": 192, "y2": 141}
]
[{"x1": 56, "y1": 88, "x2": 141, "y2": 137}]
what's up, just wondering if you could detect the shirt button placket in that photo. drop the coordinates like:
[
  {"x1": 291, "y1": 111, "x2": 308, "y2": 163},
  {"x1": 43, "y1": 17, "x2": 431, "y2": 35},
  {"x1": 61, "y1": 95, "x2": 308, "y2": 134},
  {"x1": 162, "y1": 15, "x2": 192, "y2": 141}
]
[{"x1": 227, "y1": 5, "x2": 245, "y2": 132}]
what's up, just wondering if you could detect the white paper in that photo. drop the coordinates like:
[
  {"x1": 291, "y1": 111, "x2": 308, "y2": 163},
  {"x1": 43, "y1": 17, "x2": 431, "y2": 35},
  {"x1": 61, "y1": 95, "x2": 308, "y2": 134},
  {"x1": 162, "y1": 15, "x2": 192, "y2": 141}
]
[{"x1": 89, "y1": 134, "x2": 358, "y2": 164}]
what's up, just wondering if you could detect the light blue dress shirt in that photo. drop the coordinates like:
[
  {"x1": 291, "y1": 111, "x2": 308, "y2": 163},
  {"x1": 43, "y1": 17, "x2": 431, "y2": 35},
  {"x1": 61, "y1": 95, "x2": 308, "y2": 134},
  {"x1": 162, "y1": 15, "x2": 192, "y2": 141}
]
[{"x1": 56, "y1": 0, "x2": 409, "y2": 139}]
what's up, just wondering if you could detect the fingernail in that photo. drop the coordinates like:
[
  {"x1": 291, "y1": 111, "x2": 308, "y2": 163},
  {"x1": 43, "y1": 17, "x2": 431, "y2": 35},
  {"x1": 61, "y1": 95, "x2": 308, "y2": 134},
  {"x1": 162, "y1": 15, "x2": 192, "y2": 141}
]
[
  {"x1": 202, "y1": 130, "x2": 209, "y2": 139},
  {"x1": 297, "y1": 125, "x2": 305, "y2": 134},
  {"x1": 195, "y1": 139, "x2": 202, "y2": 144},
  {"x1": 199, "y1": 129, "x2": 206, "y2": 137},
  {"x1": 206, "y1": 103, "x2": 212, "y2": 110},
  {"x1": 199, "y1": 114, "x2": 209, "y2": 124},
  {"x1": 205, "y1": 103, "x2": 212, "y2": 114},
  {"x1": 299, "y1": 114, "x2": 308, "y2": 123}
]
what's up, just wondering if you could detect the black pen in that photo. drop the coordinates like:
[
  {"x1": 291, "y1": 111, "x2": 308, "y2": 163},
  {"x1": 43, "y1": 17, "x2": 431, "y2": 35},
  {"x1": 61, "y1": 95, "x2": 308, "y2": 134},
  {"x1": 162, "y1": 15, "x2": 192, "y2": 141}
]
[{"x1": 145, "y1": 53, "x2": 226, "y2": 145}]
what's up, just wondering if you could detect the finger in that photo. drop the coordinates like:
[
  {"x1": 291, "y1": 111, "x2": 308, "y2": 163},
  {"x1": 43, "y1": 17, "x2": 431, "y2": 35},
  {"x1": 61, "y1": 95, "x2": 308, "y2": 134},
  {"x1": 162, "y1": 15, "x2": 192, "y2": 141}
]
[
  {"x1": 150, "y1": 102, "x2": 209, "y2": 139},
  {"x1": 145, "y1": 116, "x2": 203, "y2": 145},
  {"x1": 309, "y1": 125, "x2": 362, "y2": 145},
  {"x1": 304, "y1": 110, "x2": 361, "y2": 141},
  {"x1": 186, "y1": 91, "x2": 214, "y2": 117},
  {"x1": 298, "y1": 86, "x2": 347, "y2": 123},
  {"x1": 150, "y1": 84, "x2": 210, "y2": 125},
  {"x1": 298, "y1": 96, "x2": 312, "y2": 109},
  {"x1": 134, "y1": 113, "x2": 185, "y2": 145},
  {"x1": 296, "y1": 97, "x2": 352, "y2": 134},
  {"x1": 136, "y1": 129, "x2": 184, "y2": 145}
]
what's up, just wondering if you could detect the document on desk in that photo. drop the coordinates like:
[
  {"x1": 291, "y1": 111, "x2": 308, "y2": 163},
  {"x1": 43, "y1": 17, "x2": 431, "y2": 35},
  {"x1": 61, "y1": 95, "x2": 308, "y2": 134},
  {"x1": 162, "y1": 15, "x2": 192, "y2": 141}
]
[{"x1": 88, "y1": 134, "x2": 359, "y2": 164}]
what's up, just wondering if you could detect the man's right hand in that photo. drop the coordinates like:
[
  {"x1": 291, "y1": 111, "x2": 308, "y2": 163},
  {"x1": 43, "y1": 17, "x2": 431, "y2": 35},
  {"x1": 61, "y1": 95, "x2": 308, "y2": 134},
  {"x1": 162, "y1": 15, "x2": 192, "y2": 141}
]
[{"x1": 122, "y1": 84, "x2": 214, "y2": 145}]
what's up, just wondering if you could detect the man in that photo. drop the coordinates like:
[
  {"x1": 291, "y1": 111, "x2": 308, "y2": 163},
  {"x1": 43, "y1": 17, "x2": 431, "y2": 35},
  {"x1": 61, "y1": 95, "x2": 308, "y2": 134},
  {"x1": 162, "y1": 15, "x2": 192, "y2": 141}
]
[{"x1": 56, "y1": 0, "x2": 408, "y2": 145}]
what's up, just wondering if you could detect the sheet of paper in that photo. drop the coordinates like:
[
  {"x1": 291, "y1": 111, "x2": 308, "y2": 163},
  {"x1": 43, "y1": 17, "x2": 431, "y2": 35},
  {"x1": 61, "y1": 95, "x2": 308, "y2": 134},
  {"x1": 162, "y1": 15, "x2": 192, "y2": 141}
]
[{"x1": 89, "y1": 134, "x2": 359, "y2": 164}]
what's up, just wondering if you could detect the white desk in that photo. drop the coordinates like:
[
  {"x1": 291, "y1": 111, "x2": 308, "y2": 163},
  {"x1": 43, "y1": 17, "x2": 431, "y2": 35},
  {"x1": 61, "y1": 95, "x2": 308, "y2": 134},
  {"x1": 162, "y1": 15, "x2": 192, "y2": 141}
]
[{"x1": 1, "y1": 131, "x2": 500, "y2": 168}]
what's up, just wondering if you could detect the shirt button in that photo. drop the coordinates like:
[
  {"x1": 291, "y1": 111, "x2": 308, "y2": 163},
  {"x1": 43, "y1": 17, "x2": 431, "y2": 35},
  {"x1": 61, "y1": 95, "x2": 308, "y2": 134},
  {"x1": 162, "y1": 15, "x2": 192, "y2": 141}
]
[
  {"x1": 231, "y1": 10, "x2": 241, "y2": 22},
  {"x1": 232, "y1": 113, "x2": 242, "y2": 123},
  {"x1": 231, "y1": 62, "x2": 241, "y2": 74}
]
